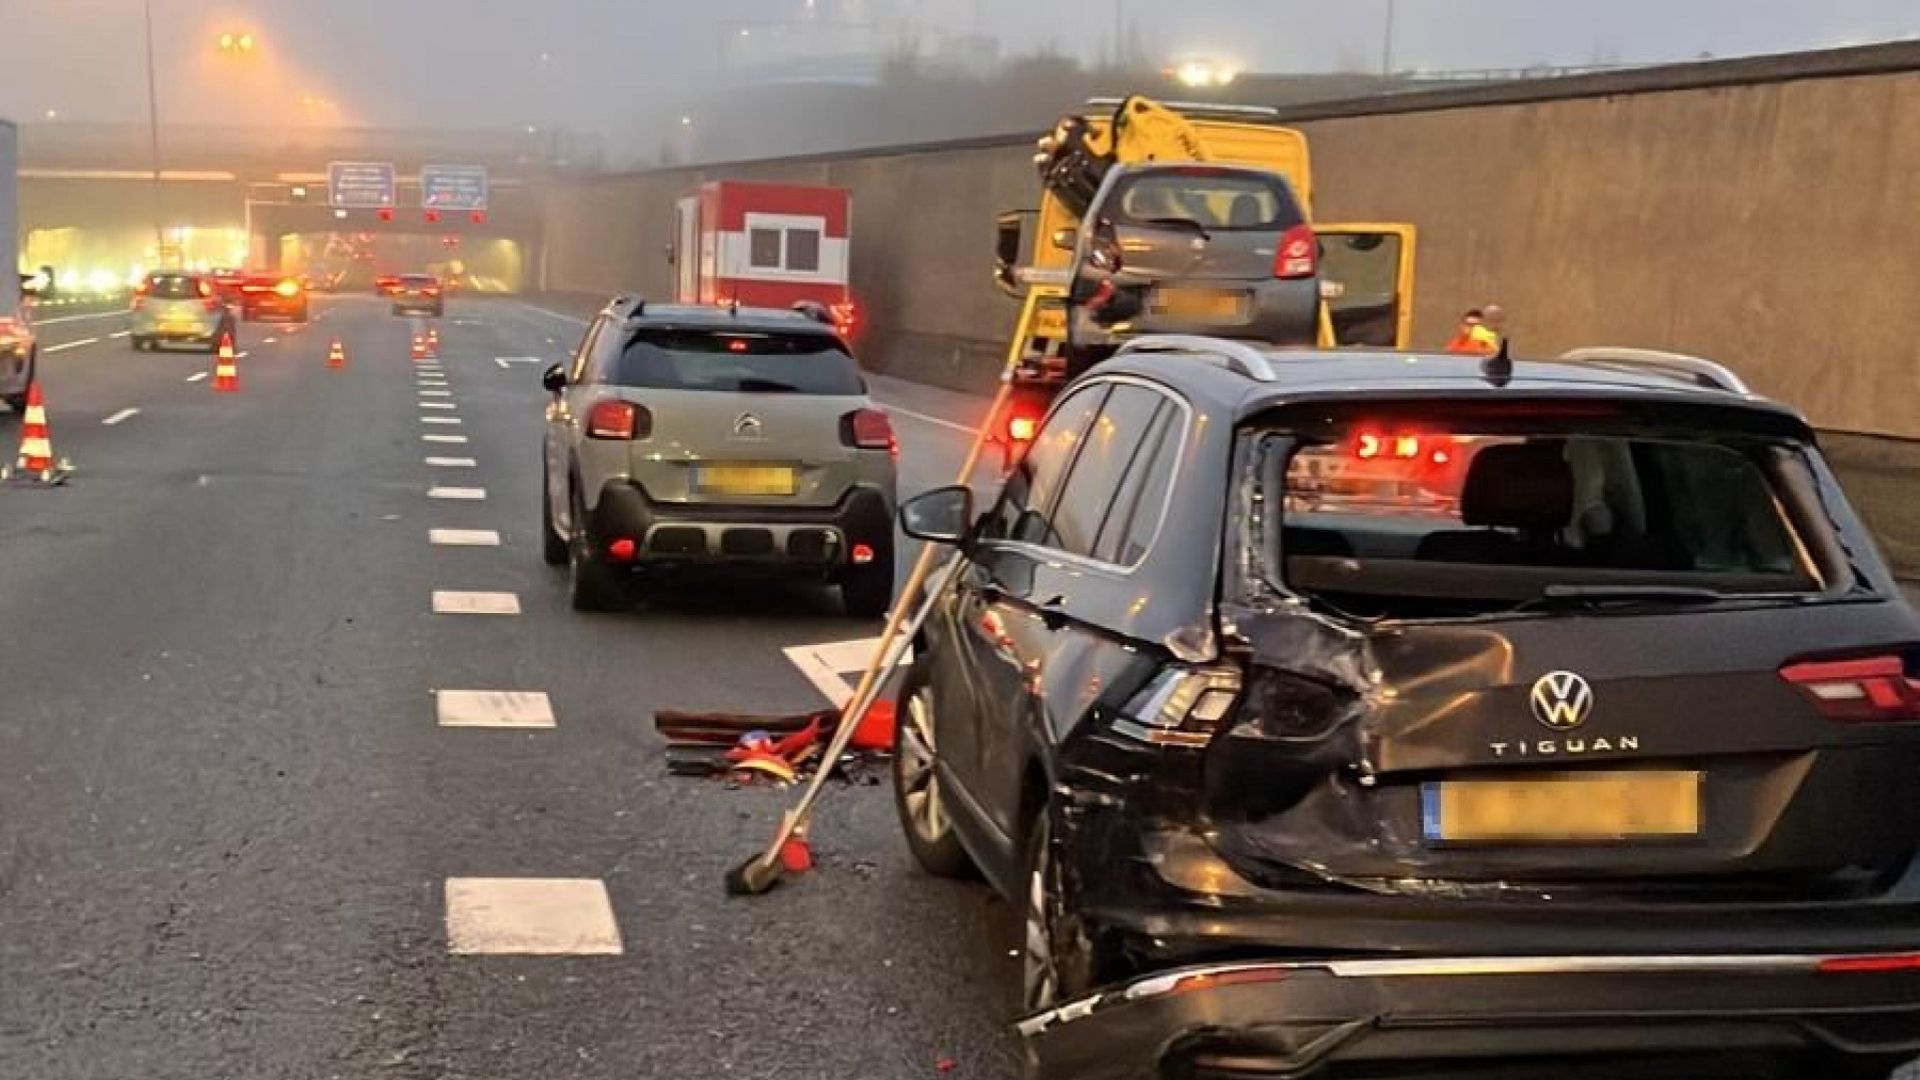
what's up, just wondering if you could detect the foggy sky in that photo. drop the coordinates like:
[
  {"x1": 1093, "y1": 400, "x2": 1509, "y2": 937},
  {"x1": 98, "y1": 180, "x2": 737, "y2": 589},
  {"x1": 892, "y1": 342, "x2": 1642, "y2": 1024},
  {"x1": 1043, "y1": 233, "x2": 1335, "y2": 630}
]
[{"x1": 1, "y1": 0, "x2": 1915, "y2": 145}]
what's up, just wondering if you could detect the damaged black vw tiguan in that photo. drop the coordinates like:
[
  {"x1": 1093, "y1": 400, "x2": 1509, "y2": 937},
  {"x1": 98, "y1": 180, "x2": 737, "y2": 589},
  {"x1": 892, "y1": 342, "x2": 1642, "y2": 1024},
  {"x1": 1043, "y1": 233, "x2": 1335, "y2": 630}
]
[{"x1": 889, "y1": 337, "x2": 1920, "y2": 1080}]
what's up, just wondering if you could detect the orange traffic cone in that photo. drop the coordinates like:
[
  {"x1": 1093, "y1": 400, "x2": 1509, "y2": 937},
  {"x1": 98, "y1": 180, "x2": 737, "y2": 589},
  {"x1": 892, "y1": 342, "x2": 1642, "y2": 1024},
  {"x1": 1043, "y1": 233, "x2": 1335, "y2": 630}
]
[
  {"x1": 212, "y1": 333, "x2": 240, "y2": 392},
  {"x1": 13, "y1": 380, "x2": 53, "y2": 472},
  {"x1": 410, "y1": 333, "x2": 427, "y2": 361},
  {"x1": 327, "y1": 339, "x2": 346, "y2": 369}
]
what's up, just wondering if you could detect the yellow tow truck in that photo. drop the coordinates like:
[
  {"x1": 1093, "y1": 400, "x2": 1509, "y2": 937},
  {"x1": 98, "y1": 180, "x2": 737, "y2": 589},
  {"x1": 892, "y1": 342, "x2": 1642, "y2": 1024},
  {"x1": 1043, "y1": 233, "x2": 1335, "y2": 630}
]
[{"x1": 990, "y1": 96, "x2": 1418, "y2": 443}]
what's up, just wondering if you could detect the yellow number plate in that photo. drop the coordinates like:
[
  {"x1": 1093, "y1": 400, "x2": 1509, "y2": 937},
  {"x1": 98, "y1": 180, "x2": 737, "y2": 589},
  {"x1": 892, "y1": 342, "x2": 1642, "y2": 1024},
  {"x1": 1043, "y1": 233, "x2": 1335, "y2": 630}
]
[
  {"x1": 694, "y1": 464, "x2": 796, "y2": 497},
  {"x1": 1151, "y1": 287, "x2": 1247, "y2": 321},
  {"x1": 1426, "y1": 771, "x2": 1701, "y2": 843}
]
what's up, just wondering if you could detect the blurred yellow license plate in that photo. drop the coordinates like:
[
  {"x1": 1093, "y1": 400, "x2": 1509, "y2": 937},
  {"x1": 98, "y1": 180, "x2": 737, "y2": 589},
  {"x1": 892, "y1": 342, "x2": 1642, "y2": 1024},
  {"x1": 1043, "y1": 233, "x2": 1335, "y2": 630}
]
[
  {"x1": 694, "y1": 464, "x2": 795, "y2": 496},
  {"x1": 1152, "y1": 287, "x2": 1246, "y2": 320},
  {"x1": 1425, "y1": 771, "x2": 1701, "y2": 842}
]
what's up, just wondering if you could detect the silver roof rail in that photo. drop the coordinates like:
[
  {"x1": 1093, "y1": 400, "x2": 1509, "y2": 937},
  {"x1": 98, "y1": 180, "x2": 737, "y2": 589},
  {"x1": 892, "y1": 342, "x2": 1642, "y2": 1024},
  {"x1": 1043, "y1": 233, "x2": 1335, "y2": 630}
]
[
  {"x1": 1085, "y1": 97, "x2": 1281, "y2": 120},
  {"x1": 1117, "y1": 335, "x2": 1277, "y2": 382},
  {"x1": 1558, "y1": 347, "x2": 1752, "y2": 396}
]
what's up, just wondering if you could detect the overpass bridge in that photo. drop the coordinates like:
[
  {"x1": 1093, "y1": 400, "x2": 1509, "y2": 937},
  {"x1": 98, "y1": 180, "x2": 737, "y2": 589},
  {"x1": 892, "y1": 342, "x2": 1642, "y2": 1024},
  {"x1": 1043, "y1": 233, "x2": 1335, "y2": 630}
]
[{"x1": 15, "y1": 123, "x2": 600, "y2": 287}]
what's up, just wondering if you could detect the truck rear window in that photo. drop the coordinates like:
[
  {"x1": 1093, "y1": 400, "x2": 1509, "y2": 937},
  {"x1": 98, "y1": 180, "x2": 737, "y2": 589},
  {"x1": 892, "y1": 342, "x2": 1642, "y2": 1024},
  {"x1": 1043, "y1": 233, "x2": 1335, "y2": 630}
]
[
  {"x1": 1272, "y1": 425, "x2": 1825, "y2": 617},
  {"x1": 1108, "y1": 168, "x2": 1304, "y2": 233},
  {"x1": 614, "y1": 330, "x2": 862, "y2": 396}
]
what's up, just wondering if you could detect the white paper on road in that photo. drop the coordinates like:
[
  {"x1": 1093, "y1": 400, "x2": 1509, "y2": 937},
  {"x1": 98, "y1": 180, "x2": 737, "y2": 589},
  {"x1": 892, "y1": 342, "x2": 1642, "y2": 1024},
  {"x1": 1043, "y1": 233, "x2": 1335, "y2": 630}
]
[
  {"x1": 782, "y1": 636, "x2": 915, "y2": 708},
  {"x1": 431, "y1": 590, "x2": 520, "y2": 615},
  {"x1": 436, "y1": 690, "x2": 554, "y2": 728},
  {"x1": 444, "y1": 878, "x2": 621, "y2": 955}
]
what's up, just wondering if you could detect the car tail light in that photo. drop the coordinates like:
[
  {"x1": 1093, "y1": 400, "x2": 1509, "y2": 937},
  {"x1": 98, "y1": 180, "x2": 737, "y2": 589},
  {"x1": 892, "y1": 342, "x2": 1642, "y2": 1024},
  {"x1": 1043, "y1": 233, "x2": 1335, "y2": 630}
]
[
  {"x1": 425, "y1": 286, "x2": 440, "y2": 297},
  {"x1": 843, "y1": 408, "x2": 896, "y2": 456},
  {"x1": 1273, "y1": 223, "x2": 1317, "y2": 280},
  {"x1": 1008, "y1": 416, "x2": 1039, "y2": 443},
  {"x1": 1780, "y1": 654, "x2": 1920, "y2": 723},
  {"x1": 1818, "y1": 953, "x2": 1920, "y2": 973},
  {"x1": 1353, "y1": 430, "x2": 1423, "y2": 460},
  {"x1": 275, "y1": 280, "x2": 300, "y2": 298},
  {"x1": 586, "y1": 399, "x2": 650, "y2": 440},
  {"x1": 198, "y1": 280, "x2": 212, "y2": 298},
  {"x1": 830, "y1": 300, "x2": 858, "y2": 339},
  {"x1": 1111, "y1": 663, "x2": 1242, "y2": 748}
]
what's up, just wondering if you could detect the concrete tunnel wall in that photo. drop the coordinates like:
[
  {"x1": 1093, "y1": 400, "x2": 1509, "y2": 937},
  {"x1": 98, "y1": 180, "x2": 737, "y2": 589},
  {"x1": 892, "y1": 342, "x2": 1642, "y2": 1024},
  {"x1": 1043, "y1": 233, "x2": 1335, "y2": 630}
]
[
  {"x1": 540, "y1": 46, "x2": 1920, "y2": 578},
  {"x1": 542, "y1": 45, "x2": 1920, "y2": 438}
]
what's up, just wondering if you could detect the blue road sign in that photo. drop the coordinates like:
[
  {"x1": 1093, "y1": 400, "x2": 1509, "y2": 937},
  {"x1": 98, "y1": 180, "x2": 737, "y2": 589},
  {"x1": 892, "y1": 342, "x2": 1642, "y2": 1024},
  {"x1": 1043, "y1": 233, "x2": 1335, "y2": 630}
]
[
  {"x1": 328, "y1": 161, "x2": 397, "y2": 208},
  {"x1": 420, "y1": 165, "x2": 489, "y2": 211}
]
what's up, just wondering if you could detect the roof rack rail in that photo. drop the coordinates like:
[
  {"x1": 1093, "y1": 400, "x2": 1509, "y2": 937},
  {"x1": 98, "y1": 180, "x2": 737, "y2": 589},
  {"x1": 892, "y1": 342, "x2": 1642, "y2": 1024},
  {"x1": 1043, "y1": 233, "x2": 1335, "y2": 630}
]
[
  {"x1": 1558, "y1": 347, "x2": 1751, "y2": 395},
  {"x1": 1084, "y1": 96, "x2": 1281, "y2": 120},
  {"x1": 1117, "y1": 335, "x2": 1277, "y2": 382}
]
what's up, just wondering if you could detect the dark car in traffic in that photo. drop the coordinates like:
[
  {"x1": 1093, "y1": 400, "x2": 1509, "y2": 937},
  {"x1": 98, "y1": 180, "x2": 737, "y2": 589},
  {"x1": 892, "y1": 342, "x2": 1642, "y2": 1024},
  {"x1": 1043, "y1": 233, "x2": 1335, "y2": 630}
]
[
  {"x1": 239, "y1": 274, "x2": 309, "y2": 322},
  {"x1": 892, "y1": 336, "x2": 1920, "y2": 1079},
  {"x1": 1065, "y1": 164, "x2": 1320, "y2": 357},
  {"x1": 390, "y1": 273, "x2": 444, "y2": 317}
]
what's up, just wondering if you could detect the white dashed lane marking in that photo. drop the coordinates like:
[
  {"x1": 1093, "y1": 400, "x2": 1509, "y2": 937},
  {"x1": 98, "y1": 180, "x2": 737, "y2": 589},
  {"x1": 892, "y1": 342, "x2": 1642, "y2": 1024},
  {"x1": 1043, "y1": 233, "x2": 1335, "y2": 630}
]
[
  {"x1": 427, "y1": 486, "x2": 487, "y2": 500},
  {"x1": 422, "y1": 433, "x2": 468, "y2": 444},
  {"x1": 431, "y1": 590, "x2": 520, "y2": 615},
  {"x1": 436, "y1": 690, "x2": 555, "y2": 729},
  {"x1": 44, "y1": 337, "x2": 100, "y2": 353},
  {"x1": 421, "y1": 417, "x2": 463, "y2": 425},
  {"x1": 420, "y1": 402, "x2": 457, "y2": 410},
  {"x1": 444, "y1": 878, "x2": 622, "y2": 956},
  {"x1": 425, "y1": 456, "x2": 477, "y2": 468},
  {"x1": 429, "y1": 528, "x2": 500, "y2": 546},
  {"x1": 101, "y1": 408, "x2": 140, "y2": 426},
  {"x1": 419, "y1": 389, "x2": 453, "y2": 397},
  {"x1": 185, "y1": 371, "x2": 209, "y2": 383},
  {"x1": 108, "y1": 330, "x2": 132, "y2": 339}
]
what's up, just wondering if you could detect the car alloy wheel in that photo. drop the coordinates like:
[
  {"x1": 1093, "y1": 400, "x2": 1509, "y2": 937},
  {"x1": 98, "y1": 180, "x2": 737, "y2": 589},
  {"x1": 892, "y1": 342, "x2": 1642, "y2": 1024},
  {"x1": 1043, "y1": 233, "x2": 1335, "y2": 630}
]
[
  {"x1": 898, "y1": 689, "x2": 946, "y2": 843},
  {"x1": 1022, "y1": 814, "x2": 1061, "y2": 1013}
]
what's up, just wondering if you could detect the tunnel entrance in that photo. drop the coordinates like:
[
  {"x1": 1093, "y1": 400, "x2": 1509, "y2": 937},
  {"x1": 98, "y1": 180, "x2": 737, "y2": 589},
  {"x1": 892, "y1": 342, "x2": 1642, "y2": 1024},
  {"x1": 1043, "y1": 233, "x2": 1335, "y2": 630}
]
[{"x1": 278, "y1": 231, "x2": 528, "y2": 293}]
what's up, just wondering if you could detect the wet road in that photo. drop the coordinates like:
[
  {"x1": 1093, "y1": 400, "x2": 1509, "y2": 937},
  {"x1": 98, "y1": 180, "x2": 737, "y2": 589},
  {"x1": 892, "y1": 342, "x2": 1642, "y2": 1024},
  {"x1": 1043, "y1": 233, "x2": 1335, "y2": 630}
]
[{"x1": 0, "y1": 294, "x2": 1025, "y2": 1079}]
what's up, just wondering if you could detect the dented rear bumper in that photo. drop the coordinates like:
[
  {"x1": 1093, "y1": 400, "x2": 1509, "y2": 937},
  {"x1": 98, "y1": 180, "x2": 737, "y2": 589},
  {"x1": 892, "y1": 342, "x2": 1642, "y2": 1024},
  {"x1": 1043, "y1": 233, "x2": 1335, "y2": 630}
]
[{"x1": 1017, "y1": 953, "x2": 1920, "y2": 1079}]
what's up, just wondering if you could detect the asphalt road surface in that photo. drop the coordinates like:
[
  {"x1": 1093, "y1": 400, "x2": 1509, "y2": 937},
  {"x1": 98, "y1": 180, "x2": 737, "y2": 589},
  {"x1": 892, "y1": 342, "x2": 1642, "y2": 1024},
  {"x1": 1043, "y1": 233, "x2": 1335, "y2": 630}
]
[{"x1": 0, "y1": 294, "x2": 1023, "y2": 1079}]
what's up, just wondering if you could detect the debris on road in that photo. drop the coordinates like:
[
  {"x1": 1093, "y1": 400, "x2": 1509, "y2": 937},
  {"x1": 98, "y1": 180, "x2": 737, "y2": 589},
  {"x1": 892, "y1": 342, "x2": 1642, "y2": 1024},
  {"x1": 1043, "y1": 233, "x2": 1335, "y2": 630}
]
[{"x1": 655, "y1": 705, "x2": 894, "y2": 788}]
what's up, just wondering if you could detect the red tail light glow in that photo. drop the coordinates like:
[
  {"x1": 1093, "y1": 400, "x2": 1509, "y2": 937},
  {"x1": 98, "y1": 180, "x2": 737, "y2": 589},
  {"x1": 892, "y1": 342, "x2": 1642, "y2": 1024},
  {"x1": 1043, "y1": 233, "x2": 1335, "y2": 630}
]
[
  {"x1": 1008, "y1": 416, "x2": 1039, "y2": 443},
  {"x1": 1274, "y1": 223, "x2": 1318, "y2": 280},
  {"x1": 830, "y1": 300, "x2": 859, "y2": 339},
  {"x1": 1780, "y1": 654, "x2": 1920, "y2": 723},
  {"x1": 586, "y1": 400, "x2": 650, "y2": 440},
  {"x1": 1353, "y1": 430, "x2": 1423, "y2": 460},
  {"x1": 198, "y1": 280, "x2": 213, "y2": 298},
  {"x1": 1818, "y1": 953, "x2": 1920, "y2": 973},
  {"x1": 844, "y1": 408, "x2": 897, "y2": 456}
]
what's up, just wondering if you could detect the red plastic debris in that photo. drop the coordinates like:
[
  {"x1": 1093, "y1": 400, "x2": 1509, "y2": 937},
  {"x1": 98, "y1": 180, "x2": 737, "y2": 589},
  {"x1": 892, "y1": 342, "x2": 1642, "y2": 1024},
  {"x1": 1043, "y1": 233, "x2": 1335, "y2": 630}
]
[
  {"x1": 935, "y1": 1056, "x2": 958, "y2": 1073},
  {"x1": 779, "y1": 835, "x2": 813, "y2": 874}
]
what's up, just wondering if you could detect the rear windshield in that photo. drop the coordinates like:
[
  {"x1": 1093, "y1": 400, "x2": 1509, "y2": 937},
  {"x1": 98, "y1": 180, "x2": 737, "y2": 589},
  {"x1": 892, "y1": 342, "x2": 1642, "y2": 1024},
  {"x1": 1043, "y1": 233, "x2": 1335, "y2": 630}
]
[
  {"x1": 1107, "y1": 168, "x2": 1303, "y2": 232},
  {"x1": 613, "y1": 329, "x2": 862, "y2": 395},
  {"x1": 146, "y1": 274, "x2": 202, "y2": 300},
  {"x1": 400, "y1": 275, "x2": 436, "y2": 287},
  {"x1": 1271, "y1": 422, "x2": 1826, "y2": 618}
]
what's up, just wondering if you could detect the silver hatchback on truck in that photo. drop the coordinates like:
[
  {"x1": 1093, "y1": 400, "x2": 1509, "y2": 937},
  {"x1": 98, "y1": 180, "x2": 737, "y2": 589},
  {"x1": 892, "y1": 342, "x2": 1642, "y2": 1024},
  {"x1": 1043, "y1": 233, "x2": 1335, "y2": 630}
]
[{"x1": 540, "y1": 296, "x2": 898, "y2": 615}]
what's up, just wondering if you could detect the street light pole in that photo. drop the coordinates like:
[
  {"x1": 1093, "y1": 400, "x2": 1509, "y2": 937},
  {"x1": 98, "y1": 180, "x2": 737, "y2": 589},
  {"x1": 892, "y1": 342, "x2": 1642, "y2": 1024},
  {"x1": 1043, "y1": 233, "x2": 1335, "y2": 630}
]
[
  {"x1": 143, "y1": 0, "x2": 165, "y2": 266},
  {"x1": 1382, "y1": 0, "x2": 1398, "y2": 79}
]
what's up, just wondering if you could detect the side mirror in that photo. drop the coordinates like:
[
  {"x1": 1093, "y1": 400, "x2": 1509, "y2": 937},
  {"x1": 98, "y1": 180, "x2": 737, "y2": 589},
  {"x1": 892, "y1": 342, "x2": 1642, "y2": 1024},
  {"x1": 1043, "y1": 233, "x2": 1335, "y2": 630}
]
[
  {"x1": 1049, "y1": 226, "x2": 1078, "y2": 252},
  {"x1": 898, "y1": 484, "x2": 974, "y2": 546},
  {"x1": 541, "y1": 363, "x2": 567, "y2": 393}
]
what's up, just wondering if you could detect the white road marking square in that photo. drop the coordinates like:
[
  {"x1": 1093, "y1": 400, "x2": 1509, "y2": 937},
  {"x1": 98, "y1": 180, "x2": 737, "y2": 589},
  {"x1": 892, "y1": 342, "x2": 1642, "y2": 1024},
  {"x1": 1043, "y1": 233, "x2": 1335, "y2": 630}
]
[
  {"x1": 420, "y1": 401, "x2": 458, "y2": 410},
  {"x1": 444, "y1": 878, "x2": 621, "y2": 955},
  {"x1": 436, "y1": 690, "x2": 555, "y2": 729},
  {"x1": 782, "y1": 636, "x2": 915, "y2": 708},
  {"x1": 428, "y1": 486, "x2": 487, "y2": 500},
  {"x1": 424, "y1": 456, "x2": 477, "y2": 467},
  {"x1": 430, "y1": 528, "x2": 501, "y2": 546},
  {"x1": 422, "y1": 434, "x2": 469, "y2": 444},
  {"x1": 431, "y1": 590, "x2": 520, "y2": 615},
  {"x1": 421, "y1": 417, "x2": 463, "y2": 425}
]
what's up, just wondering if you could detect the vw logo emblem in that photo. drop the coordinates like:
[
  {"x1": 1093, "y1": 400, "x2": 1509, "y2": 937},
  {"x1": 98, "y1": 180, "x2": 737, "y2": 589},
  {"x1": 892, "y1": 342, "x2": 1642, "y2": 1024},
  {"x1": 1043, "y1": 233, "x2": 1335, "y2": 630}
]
[
  {"x1": 1529, "y1": 671, "x2": 1594, "y2": 731},
  {"x1": 732, "y1": 412, "x2": 764, "y2": 438}
]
